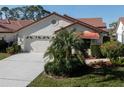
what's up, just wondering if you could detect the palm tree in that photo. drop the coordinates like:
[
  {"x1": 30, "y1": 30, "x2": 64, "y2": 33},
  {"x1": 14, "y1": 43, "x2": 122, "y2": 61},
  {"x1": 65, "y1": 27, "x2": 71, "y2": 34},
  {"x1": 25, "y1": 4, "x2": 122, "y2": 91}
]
[
  {"x1": 1, "y1": 7, "x2": 9, "y2": 19},
  {"x1": 44, "y1": 28, "x2": 85, "y2": 64}
]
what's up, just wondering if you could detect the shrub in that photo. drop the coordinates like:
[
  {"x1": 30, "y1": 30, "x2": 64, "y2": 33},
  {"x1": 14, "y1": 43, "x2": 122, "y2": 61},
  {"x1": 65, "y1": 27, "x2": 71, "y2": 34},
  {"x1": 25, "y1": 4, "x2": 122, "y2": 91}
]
[
  {"x1": 12, "y1": 42, "x2": 21, "y2": 53},
  {"x1": 88, "y1": 60, "x2": 112, "y2": 68},
  {"x1": 0, "y1": 39, "x2": 8, "y2": 52},
  {"x1": 6, "y1": 47, "x2": 15, "y2": 54},
  {"x1": 100, "y1": 41, "x2": 124, "y2": 66},
  {"x1": 6, "y1": 42, "x2": 21, "y2": 54},
  {"x1": 8, "y1": 41, "x2": 14, "y2": 47},
  {"x1": 93, "y1": 66, "x2": 113, "y2": 75},
  {"x1": 45, "y1": 57, "x2": 91, "y2": 77},
  {"x1": 100, "y1": 41, "x2": 122, "y2": 61},
  {"x1": 112, "y1": 57, "x2": 124, "y2": 66},
  {"x1": 119, "y1": 45, "x2": 124, "y2": 57},
  {"x1": 90, "y1": 45, "x2": 102, "y2": 58},
  {"x1": 103, "y1": 36, "x2": 110, "y2": 43},
  {"x1": 45, "y1": 62, "x2": 66, "y2": 76}
]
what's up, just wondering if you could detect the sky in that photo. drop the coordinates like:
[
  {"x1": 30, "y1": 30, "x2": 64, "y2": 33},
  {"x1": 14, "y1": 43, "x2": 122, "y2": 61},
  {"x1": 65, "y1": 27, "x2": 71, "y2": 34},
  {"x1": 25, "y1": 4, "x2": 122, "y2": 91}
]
[
  {"x1": 43, "y1": 5, "x2": 124, "y2": 27},
  {"x1": 0, "y1": 5, "x2": 124, "y2": 27}
]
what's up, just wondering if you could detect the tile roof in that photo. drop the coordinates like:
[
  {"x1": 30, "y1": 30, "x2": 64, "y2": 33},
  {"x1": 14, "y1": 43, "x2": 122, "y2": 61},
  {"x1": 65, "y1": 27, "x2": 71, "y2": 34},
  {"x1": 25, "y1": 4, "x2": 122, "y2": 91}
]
[
  {"x1": 78, "y1": 18, "x2": 107, "y2": 30},
  {"x1": 0, "y1": 20, "x2": 34, "y2": 33},
  {"x1": 0, "y1": 12, "x2": 107, "y2": 33},
  {"x1": 63, "y1": 14, "x2": 107, "y2": 32},
  {"x1": 76, "y1": 31, "x2": 100, "y2": 39}
]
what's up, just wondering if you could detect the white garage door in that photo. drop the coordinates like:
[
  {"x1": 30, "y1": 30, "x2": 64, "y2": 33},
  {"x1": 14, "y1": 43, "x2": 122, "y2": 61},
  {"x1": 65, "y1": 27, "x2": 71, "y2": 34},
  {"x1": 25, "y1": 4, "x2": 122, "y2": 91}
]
[{"x1": 24, "y1": 36, "x2": 50, "y2": 53}]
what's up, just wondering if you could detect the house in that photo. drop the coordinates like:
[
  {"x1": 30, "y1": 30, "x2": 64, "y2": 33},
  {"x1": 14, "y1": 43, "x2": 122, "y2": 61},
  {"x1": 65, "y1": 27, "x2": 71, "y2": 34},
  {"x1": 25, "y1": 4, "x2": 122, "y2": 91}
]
[
  {"x1": 0, "y1": 20, "x2": 34, "y2": 42},
  {"x1": 0, "y1": 12, "x2": 107, "y2": 53},
  {"x1": 116, "y1": 17, "x2": 124, "y2": 43}
]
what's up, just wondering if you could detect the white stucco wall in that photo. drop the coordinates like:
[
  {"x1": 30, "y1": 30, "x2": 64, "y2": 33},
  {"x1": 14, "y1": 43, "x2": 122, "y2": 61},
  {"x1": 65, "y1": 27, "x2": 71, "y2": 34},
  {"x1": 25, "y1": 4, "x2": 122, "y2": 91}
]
[
  {"x1": 66, "y1": 24, "x2": 103, "y2": 45},
  {"x1": 19, "y1": 14, "x2": 72, "y2": 36},
  {"x1": 66, "y1": 24, "x2": 93, "y2": 32},
  {"x1": 116, "y1": 21, "x2": 124, "y2": 43},
  {"x1": 18, "y1": 14, "x2": 72, "y2": 52},
  {"x1": 0, "y1": 33, "x2": 17, "y2": 43}
]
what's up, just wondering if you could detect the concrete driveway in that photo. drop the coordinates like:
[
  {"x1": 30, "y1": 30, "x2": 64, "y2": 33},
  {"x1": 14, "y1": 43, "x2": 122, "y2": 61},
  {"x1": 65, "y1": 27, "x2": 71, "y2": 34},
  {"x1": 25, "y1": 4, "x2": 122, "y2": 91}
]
[{"x1": 0, "y1": 53, "x2": 46, "y2": 87}]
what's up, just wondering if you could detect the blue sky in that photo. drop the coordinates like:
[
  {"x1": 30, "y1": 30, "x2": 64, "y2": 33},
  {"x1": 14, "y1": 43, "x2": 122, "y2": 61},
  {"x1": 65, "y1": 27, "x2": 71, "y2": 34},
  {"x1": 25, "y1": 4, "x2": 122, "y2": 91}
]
[
  {"x1": 43, "y1": 5, "x2": 124, "y2": 27},
  {"x1": 1, "y1": 5, "x2": 124, "y2": 27}
]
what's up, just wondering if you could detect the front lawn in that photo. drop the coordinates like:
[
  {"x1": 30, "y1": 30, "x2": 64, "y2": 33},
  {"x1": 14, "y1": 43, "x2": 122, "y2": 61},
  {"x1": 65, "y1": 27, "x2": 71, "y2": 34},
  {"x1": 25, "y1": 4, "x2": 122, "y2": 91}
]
[
  {"x1": 28, "y1": 67, "x2": 124, "y2": 87},
  {"x1": 0, "y1": 53, "x2": 10, "y2": 60}
]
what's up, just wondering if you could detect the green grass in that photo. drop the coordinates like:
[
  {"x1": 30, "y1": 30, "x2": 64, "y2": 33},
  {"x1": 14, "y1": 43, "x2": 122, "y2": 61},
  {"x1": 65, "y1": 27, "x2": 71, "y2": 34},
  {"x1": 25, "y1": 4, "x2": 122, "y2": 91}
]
[
  {"x1": 28, "y1": 67, "x2": 124, "y2": 87},
  {"x1": 0, "y1": 53, "x2": 10, "y2": 60}
]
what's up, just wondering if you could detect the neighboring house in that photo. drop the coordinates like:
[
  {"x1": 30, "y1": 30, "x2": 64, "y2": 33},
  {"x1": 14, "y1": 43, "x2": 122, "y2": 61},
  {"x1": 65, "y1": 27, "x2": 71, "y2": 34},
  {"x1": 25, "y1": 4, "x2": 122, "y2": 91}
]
[
  {"x1": 0, "y1": 20, "x2": 33, "y2": 42},
  {"x1": 116, "y1": 17, "x2": 124, "y2": 44},
  {"x1": 0, "y1": 12, "x2": 107, "y2": 53}
]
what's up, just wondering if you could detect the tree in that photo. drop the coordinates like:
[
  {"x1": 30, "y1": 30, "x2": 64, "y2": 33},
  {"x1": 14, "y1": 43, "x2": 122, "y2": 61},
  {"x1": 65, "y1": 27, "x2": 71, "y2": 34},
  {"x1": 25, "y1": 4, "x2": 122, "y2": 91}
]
[
  {"x1": 18, "y1": 5, "x2": 50, "y2": 20},
  {"x1": 0, "y1": 11, "x2": 3, "y2": 19},
  {"x1": 44, "y1": 28, "x2": 88, "y2": 76},
  {"x1": 17, "y1": 6, "x2": 29, "y2": 20},
  {"x1": 109, "y1": 22, "x2": 118, "y2": 40},
  {"x1": 44, "y1": 28, "x2": 85, "y2": 63},
  {"x1": 109, "y1": 22, "x2": 118, "y2": 35},
  {"x1": 109, "y1": 22, "x2": 118, "y2": 29},
  {"x1": 8, "y1": 8, "x2": 20, "y2": 20},
  {"x1": 1, "y1": 7, "x2": 10, "y2": 19},
  {"x1": 26, "y1": 5, "x2": 50, "y2": 21},
  {"x1": 0, "y1": 5, "x2": 51, "y2": 20}
]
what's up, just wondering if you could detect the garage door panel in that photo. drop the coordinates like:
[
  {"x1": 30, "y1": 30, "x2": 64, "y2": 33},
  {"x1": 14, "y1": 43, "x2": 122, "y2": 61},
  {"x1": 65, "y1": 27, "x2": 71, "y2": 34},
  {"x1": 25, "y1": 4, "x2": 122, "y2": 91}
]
[
  {"x1": 24, "y1": 39, "x2": 50, "y2": 53},
  {"x1": 31, "y1": 41, "x2": 49, "y2": 53}
]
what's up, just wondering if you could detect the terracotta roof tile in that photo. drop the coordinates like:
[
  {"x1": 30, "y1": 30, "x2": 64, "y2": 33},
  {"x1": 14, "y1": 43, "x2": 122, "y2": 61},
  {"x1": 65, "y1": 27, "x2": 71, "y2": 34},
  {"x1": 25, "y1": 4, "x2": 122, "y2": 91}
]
[
  {"x1": 78, "y1": 18, "x2": 106, "y2": 30},
  {"x1": 76, "y1": 31, "x2": 100, "y2": 39},
  {"x1": 0, "y1": 20, "x2": 34, "y2": 33},
  {"x1": 64, "y1": 14, "x2": 106, "y2": 32}
]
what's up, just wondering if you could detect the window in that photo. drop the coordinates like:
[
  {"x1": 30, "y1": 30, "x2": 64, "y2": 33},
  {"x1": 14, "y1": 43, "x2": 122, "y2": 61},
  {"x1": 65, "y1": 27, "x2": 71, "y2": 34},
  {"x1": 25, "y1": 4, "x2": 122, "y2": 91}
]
[
  {"x1": 26, "y1": 35, "x2": 52, "y2": 41},
  {"x1": 51, "y1": 19, "x2": 59, "y2": 26},
  {"x1": 51, "y1": 19, "x2": 57, "y2": 24}
]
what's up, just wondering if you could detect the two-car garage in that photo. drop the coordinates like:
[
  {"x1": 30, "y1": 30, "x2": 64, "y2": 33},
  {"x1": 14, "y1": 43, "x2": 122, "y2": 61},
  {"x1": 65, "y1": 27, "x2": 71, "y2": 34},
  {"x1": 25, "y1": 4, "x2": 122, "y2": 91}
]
[{"x1": 23, "y1": 35, "x2": 52, "y2": 53}]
